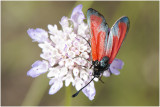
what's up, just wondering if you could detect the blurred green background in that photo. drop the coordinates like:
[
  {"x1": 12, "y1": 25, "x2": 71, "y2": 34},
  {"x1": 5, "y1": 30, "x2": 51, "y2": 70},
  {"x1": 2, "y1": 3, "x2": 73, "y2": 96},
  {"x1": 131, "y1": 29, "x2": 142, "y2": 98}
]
[{"x1": 2, "y1": 1, "x2": 159, "y2": 106}]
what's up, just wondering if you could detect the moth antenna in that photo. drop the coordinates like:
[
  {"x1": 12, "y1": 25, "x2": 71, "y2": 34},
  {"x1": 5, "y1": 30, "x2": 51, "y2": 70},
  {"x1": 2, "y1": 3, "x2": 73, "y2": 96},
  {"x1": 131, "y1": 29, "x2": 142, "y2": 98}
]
[{"x1": 72, "y1": 77, "x2": 95, "y2": 98}]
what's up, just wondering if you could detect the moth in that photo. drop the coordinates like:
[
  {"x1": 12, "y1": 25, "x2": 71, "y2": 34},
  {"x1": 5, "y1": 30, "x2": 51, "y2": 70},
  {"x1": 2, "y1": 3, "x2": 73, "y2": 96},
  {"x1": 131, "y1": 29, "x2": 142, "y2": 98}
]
[{"x1": 72, "y1": 8, "x2": 130, "y2": 97}]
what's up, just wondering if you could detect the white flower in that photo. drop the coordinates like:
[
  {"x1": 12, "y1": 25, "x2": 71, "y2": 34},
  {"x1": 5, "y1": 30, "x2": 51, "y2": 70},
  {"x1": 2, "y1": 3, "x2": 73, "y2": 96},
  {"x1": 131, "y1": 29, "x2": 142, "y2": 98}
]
[{"x1": 27, "y1": 4, "x2": 124, "y2": 100}]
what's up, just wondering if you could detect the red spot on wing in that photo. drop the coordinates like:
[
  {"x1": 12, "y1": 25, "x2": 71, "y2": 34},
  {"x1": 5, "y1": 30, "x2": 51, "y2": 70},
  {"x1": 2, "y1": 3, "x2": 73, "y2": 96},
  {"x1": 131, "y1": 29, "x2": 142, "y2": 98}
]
[
  {"x1": 108, "y1": 36, "x2": 119, "y2": 64},
  {"x1": 97, "y1": 31, "x2": 106, "y2": 61},
  {"x1": 117, "y1": 22, "x2": 127, "y2": 51},
  {"x1": 90, "y1": 15, "x2": 105, "y2": 61},
  {"x1": 91, "y1": 36, "x2": 97, "y2": 61},
  {"x1": 90, "y1": 15, "x2": 103, "y2": 44},
  {"x1": 108, "y1": 22, "x2": 127, "y2": 64}
]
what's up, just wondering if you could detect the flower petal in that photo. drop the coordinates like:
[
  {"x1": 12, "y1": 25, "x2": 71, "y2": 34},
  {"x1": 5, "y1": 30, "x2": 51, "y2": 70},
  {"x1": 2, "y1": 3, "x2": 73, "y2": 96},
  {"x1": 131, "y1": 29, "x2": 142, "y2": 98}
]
[
  {"x1": 109, "y1": 58, "x2": 124, "y2": 75},
  {"x1": 38, "y1": 42, "x2": 55, "y2": 53},
  {"x1": 59, "y1": 67, "x2": 68, "y2": 77},
  {"x1": 59, "y1": 16, "x2": 73, "y2": 34},
  {"x1": 80, "y1": 70, "x2": 89, "y2": 81},
  {"x1": 63, "y1": 73, "x2": 74, "y2": 87},
  {"x1": 77, "y1": 22, "x2": 88, "y2": 36},
  {"x1": 48, "y1": 24, "x2": 64, "y2": 36},
  {"x1": 103, "y1": 70, "x2": 110, "y2": 77},
  {"x1": 27, "y1": 28, "x2": 48, "y2": 43},
  {"x1": 74, "y1": 77, "x2": 84, "y2": 90},
  {"x1": 80, "y1": 52, "x2": 89, "y2": 59},
  {"x1": 47, "y1": 67, "x2": 60, "y2": 78},
  {"x1": 68, "y1": 50, "x2": 76, "y2": 58},
  {"x1": 27, "y1": 60, "x2": 49, "y2": 78},
  {"x1": 48, "y1": 24, "x2": 58, "y2": 35},
  {"x1": 73, "y1": 67, "x2": 79, "y2": 77},
  {"x1": 59, "y1": 16, "x2": 69, "y2": 28},
  {"x1": 49, "y1": 78, "x2": 63, "y2": 95},
  {"x1": 82, "y1": 81, "x2": 96, "y2": 100},
  {"x1": 71, "y1": 4, "x2": 85, "y2": 30}
]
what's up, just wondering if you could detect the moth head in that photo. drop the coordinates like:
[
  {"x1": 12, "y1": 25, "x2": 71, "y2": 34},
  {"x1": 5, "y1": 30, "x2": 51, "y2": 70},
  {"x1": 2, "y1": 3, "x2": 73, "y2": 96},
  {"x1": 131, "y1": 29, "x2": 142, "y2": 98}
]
[{"x1": 94, "y1": 60, "x2": 99, "y2": 67}]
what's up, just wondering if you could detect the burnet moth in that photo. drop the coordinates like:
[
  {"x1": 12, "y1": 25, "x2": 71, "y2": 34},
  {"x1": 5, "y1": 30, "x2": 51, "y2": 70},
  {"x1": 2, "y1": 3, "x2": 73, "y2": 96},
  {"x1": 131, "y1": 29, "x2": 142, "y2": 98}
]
[{"x1": 72, "y1": 8, "x2": 130, "y2": 97}]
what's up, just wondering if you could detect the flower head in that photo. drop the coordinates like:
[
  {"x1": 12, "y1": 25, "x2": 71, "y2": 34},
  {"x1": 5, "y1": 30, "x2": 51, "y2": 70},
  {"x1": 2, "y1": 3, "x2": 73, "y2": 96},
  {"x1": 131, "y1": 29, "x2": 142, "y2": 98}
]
[{"x1": 27, "y1": 4, "x2": 124, "y2": 100}]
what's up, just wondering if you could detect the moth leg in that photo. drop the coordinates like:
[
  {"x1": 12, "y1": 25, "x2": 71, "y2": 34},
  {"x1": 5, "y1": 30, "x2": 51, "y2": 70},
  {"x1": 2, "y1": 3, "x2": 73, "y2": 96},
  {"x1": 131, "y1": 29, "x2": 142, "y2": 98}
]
[
  {"x1": 108, "y1": 68, "x2": 112, "y2": 75},
  {"x1": 99, "y1": 73, "x2": 104, "y2": 84},
  {"x1": 77, "y1": 35, "x2": 91, "y2": 47},
  {"x1": 89, "y1": 64, "x2": 93, "y2": 69}
]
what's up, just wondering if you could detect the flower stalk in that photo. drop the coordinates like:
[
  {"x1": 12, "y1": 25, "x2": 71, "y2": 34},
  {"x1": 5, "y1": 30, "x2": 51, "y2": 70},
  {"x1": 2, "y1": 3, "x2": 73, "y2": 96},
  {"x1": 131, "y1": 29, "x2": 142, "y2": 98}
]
[{"x1": 65, "y1": 85, "x2": 72, "y2": 106}]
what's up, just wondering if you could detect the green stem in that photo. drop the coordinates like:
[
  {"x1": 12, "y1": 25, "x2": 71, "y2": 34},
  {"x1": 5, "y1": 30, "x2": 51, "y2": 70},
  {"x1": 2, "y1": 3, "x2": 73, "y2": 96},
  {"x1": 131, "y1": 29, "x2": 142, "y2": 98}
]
[
  {"x1": 21, "y1": 75, "x2": 49, "y2": 106},
  {"x1": 65, "y1": 85, "x2": 72, "y2": 106}
]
